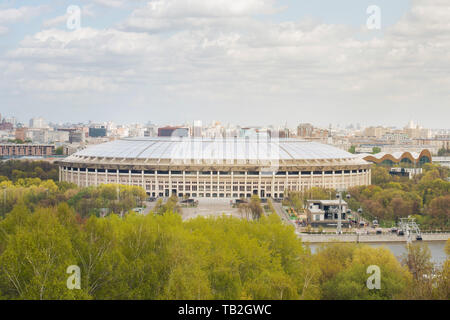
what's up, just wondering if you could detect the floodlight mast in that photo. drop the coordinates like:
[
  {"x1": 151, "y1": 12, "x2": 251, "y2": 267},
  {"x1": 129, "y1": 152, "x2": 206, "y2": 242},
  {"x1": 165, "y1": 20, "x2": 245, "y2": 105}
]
[
  {"x1": 337, "y1": 192, "x2": 342, "y2": 234},
  {"x1": 336, "y1": 188, "x2": 348, "y2": 235}
]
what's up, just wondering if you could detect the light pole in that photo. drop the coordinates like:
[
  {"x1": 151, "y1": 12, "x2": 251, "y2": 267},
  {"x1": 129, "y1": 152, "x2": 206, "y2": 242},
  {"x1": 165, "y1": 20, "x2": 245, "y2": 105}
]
[{"x1": 336, "y1": 189, "x2": 350, "y2": 235}]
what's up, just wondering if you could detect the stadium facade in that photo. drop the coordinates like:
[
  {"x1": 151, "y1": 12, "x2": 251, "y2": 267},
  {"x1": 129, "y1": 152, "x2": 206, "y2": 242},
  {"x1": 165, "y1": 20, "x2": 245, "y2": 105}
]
[{"x1": 59, "y1": 137, "x2": 371, "y2": 199}]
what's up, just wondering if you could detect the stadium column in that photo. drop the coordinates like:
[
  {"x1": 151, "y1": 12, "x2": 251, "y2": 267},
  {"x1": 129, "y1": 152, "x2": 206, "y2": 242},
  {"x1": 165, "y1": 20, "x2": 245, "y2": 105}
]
[
  {"x1": 155, "y1": 171, "x2": 158, "y2": 194},
  {"x1": 244, "y1": 171, "x2": 248, "y2": 196},
  {"x1": 285, "y1": 171, "x2": 288, "y2": 195},
  {"x1": 105, "y1": 169, "x2": 108, "y2": 184},
  {"x1": 183, "y1": 170, "x2": 186, "y2": 197},
  {"x1": 141, "y1": 170, "x2": 144, "y2": 190},
  {"x1": 78, "y1": 168, "x2": 80, "y2": 186},
  {"x1": 369, "y1": 168, "x2": 372, "y2": 185},
  {"x1": 272, "y1": 171, "x2": 275, "y2": 197},
  {"x1": 95, "y1": 168, "x2": 98, "y2": 186},
  {"x1": 231, "y1": 171, "x2": 234, "y2": 194},
  {"x1": 71, "y1": 167, "x2": 74, "y2": 183},
  {"x1": 196, "y1": 171, "x2": 199, "y2": 194},
  {"x1": 310, "y1": 171, "x2": 313, "y2": 190},
  {"x1": 322, "y1": 170, "x2": 325, "y2": 188},
  {"x1": 128, "y1": 170, "x2": 131, "y2": 186},
  {"x1": 217, "y1": 171, "x2": 220, "y2": 198},
  {"x1": 298, "y1": 170, "x2": 302, "y2": 192},
  {"x1": 332, "y1": 170, "x2": 336, "y2": 189},
  {"x1": 258, "y1": 171, "x2": 261, "y2": 198},
  {"x1": 210, "y1": 171, "x2": 213, "y2": 197},
  {"x1": 86, "y1": 169, "x2": 89, "y2": 186},
  {"x1": 341, "y1": 170, "x2": 345, "y2": 189},
  {"x1": 116, "y1": 170, "x2": 119, "y2": 185},
  {"x1": 169, "y1": 171, "x2": 172, "y2": 196}
]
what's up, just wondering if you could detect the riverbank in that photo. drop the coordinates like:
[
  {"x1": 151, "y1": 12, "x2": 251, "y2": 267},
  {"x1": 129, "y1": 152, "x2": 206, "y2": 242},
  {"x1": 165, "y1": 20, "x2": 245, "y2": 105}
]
[{"x1": 298, "y1": 232, "x2": 450, "y2": 243}]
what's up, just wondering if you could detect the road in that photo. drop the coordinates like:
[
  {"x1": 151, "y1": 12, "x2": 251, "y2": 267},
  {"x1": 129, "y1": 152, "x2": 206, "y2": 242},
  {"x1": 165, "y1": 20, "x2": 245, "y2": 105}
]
[{"x1": 272, "y1": 202, "x2": 297, "y2": 227}]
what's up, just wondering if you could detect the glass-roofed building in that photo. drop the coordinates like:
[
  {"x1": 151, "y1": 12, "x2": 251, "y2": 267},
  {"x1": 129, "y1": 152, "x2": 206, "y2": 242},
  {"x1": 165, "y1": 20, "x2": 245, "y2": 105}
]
[{"x1": 58, "y1": 137, "x2": 371, "y2": 199}]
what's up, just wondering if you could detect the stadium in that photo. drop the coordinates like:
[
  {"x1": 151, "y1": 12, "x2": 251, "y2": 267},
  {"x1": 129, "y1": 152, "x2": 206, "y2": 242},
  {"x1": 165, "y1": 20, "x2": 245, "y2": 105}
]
[{"x1": 59, "y1": 137, "x2": 371, "y2": 199}]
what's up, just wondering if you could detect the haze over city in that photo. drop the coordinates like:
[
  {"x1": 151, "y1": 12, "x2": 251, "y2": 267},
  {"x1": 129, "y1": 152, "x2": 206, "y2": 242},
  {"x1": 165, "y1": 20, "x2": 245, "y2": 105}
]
[{"x1": 1, "y1": 0, "x2": 449, "y2": 127}]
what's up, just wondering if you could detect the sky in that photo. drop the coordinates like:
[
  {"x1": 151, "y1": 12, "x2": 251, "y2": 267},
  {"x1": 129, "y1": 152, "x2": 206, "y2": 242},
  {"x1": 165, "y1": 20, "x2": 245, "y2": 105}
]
[{"x1": 0, "y1": 0, "x2": 449, "y2": 128}]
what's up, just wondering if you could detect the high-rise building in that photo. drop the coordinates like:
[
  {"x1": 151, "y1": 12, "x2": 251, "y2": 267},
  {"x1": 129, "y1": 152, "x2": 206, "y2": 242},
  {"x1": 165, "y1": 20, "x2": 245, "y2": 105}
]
[{"x1": 29, "y1": 117, "x2": 47, "y2": 129}]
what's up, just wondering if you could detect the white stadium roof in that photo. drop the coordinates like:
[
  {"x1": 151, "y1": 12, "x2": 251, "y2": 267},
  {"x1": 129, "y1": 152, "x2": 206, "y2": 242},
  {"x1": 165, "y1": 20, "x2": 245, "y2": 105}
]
[{"x1": 72, "y1": 137, "x2": 359, "y2": 161}]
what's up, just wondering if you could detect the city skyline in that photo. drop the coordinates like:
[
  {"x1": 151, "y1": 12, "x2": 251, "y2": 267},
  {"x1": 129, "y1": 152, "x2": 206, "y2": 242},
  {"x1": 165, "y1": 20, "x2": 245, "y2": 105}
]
[{"x1": 0, "y1": 0, "x2": 449, "y2": 127}]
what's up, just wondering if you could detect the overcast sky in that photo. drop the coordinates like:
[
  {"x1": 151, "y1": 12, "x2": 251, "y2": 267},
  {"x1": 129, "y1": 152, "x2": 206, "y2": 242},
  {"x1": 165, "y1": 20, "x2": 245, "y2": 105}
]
[{"x1": 0, "y1": 0, "x2": 449, "y2": 128}]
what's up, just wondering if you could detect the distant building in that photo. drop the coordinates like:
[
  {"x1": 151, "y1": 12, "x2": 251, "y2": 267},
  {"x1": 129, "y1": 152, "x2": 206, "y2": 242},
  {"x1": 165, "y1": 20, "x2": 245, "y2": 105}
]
[
  {"x1": 433, "y1": 157, "x2": 450, "y2": 168},
  {"x1": 29, "y1": 117, "x2": 47, "y2": 129},
  {"x1": 69, "y1": 131, "x2": 85, "y2": 143},
  {"x1": 297, "y1": 123, "x2": 329, "y2": 142},
  {"x1": 89, "y1": 127, "x2": 107, "y2": 138},
  {"x1": 0, "y1": 122, "x2": 13, "y2": 131},
  {"x1": 305, "y1": 199, "x2": 351, "y2": 228},
  {"x1": 0, "y1": 144, "x2": 55, "y2": 157},
  {"x1": 359, "y1": 150, "x2": 432, "y2": 166},
  {"x1": 158, "y1": 126, "x2": 189, "y2": 137},
  {"x1": 15, "y1": 128, "x2": 28, "y2": 141},
  {"x1": 389, "y1": 167, "x2": 422, "y2": 179}
]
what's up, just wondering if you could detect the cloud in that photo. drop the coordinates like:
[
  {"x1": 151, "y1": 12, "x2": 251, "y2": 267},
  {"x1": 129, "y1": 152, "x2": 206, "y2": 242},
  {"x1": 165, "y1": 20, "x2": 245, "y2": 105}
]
[
  {"x1": 121, "y1": 0, "x2": 282, "y2": 32},
  {"x1": 2, "y1": 0, "x2": 450, "y2": 126},
  {"x1": 90, "y1": 0, "x2": 127, "y2": 8},
  {"x1": 0, "y1": 5, "x2": 47, "y2": 35}
]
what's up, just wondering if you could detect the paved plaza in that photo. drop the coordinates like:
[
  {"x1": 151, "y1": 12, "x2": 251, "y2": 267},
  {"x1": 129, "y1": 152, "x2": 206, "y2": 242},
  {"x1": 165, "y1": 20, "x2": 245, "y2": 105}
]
[{"x1": 181, "y1": 199, "x2": 243, "y2": 221}]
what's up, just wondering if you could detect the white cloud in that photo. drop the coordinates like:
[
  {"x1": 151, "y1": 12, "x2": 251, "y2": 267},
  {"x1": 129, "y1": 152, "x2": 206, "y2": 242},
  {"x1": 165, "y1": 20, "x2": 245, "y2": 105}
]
[
  {"x1": 2, "y1": 0, "x2": 449, "y2": 126},
  {"x1": 121, "y1": 0, "x2": 281, "y2": 32},
  {"x1": 0, "y1": 5, "x2": 47, "y2": 35},
  {"x1": 90, "y1": 0, "x2": 127, "y2": 8},
  {"x1": 0, "y1": 5, "x2": 46, "y2": 24}
]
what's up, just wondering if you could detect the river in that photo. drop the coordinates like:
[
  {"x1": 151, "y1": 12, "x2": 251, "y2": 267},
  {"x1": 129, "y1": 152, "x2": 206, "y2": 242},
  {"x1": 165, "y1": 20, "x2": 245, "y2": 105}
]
[{"x1": 307, "y1": 241, "x2": 448, "y2": 265}]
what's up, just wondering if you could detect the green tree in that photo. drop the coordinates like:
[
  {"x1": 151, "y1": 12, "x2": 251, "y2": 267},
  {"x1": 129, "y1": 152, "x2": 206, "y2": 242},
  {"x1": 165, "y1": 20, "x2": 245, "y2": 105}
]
[
  {"x1": 372, "y1": 147, "x2": 381, "y2": 154},
  {"x1": 0, "y1": 207, "x2": 90, "y2": 299}
]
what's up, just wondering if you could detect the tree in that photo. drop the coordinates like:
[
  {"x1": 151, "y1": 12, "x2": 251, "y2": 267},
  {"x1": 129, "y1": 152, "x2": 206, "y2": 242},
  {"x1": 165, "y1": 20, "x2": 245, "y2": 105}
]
[
  {"x1": 319, "y1": 244, "x2": 411, "y2": 300},
  {"x1": 372, "y1": 147, "x2": 381, "y2": 154},
  {"x1": 348, "y1": 146, "x2": 356, "y2": 154},
  {"x1": 248, "y1": 195, "x2": 263, "y2": 220},
  {"x1": 371, "y1": 166, "x2": 392, "y2": 185},
  {"x1": 55, "y1": 146, "x2": 64, "y2": 155},
  {"x1": 428, "y1": 195, "x2": 450, "y2": 227},
  {"x1": 437, "y1": 148, "x2": 450, "y2": 157},
  {"x1": 0, "y1": 207, "x2": 90, "y2": 299},
  {"x1": 401, "y1": 243, "x2": 439, "y2": 299}
]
